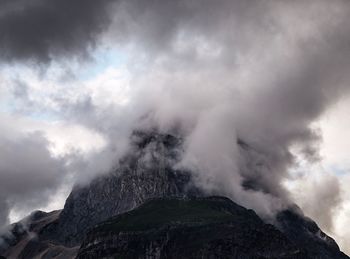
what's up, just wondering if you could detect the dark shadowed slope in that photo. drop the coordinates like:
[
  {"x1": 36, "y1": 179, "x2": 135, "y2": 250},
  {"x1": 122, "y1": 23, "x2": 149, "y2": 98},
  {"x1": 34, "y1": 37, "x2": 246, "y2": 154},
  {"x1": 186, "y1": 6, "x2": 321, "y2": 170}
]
[{"x1": 77, "y1": 196, "x2": 307, "y2": 259}]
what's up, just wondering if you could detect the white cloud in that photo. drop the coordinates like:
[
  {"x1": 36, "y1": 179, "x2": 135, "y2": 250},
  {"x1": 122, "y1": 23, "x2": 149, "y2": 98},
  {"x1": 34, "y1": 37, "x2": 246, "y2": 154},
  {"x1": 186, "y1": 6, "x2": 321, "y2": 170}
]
[
  {"x1": 320, "y1": 96, "x2": 350, "y2": 172},
  {"x1": 285, "y1": 96, "x2": 350, "y2": 254}
]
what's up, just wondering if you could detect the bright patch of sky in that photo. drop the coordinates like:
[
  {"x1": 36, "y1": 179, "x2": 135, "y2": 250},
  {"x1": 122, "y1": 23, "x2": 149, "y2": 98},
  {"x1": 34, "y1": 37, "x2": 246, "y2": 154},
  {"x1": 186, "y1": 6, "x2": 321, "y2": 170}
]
[
  {"x1": 78, "y1": 47, "x2": 128, "y2": 80},
  {"x1": 320, "y1": 96, "x2": 350, "y2": 174},
  {"x1": 0, "y1": 47, "x2": 130, "y2": 120}
]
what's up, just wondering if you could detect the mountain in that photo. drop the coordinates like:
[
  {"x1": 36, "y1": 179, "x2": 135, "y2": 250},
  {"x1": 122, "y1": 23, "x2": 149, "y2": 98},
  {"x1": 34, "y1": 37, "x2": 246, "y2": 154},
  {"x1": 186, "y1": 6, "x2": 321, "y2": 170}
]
[{"x1": 0, "y1": 131, "x2": 348, "y2": 258}]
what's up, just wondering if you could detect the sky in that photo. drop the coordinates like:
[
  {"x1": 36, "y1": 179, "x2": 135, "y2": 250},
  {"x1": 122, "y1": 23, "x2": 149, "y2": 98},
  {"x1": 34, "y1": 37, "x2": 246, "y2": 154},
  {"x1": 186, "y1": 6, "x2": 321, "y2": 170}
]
[{"x1": 0, "y1": 0, "x2": 350, "y2": 254}]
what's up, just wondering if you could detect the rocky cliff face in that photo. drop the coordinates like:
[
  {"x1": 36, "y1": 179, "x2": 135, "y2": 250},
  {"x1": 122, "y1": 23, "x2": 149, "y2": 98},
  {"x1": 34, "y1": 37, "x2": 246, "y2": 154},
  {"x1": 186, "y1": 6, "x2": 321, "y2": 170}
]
[{"x1": 40, "y1": 131, "x2": 200, "y2": 247}]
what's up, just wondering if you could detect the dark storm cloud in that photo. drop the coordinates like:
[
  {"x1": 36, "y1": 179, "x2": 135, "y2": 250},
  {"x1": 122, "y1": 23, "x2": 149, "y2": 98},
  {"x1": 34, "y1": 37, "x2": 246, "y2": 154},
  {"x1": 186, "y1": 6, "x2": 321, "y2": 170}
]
[
  {"x1": 0, "y1": 0, "x2": 274, "y2": 62},
  {"x1": 108, "y1": 0, "x2": 272, "y2": 59},
  {"x1": 99, "y1": 0, "x2": 350, "y2": 212},
  {"x1": 0, "y1": 0, "x2": 115, "y2": 62}
]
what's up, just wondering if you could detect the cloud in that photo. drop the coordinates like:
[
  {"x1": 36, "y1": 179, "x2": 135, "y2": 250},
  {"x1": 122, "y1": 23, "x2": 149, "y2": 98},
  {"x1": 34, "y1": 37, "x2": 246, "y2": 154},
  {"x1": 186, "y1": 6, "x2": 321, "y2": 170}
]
[
  {"x1": 1, "y1": 0, "x2": 350, "y2": 246},
  {"x1": 0, "y1": 113, "x2": 109, "y2": 227},
  {"x1": 320, "y1": 96, "x2": 350, "y2": 172},
  {"x1": 287, "y1": 169, "x2": 342, "y2": 233},
  {"x1": 0, "y1": 0, "x2": 115, "y2": 62},
  {"x1": 0, "y1": 130, "x2": 65, "y2": 227},
  {"x1": 105, "y1": 0, "x2": 350, "y2": 214},
  {"x1": 286, "y1": 167, "x2": 350, "y2": 254},
  {"x1": 333, "y1": 174, "x2": 350, "y2": 255}
]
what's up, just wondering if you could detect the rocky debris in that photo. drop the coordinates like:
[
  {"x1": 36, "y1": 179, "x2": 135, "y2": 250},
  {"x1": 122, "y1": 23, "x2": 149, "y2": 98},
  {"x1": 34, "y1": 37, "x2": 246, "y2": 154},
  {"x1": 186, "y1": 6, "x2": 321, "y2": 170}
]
[{"x1": 77, "y1": 196, "x2": 309, "y2": 259}]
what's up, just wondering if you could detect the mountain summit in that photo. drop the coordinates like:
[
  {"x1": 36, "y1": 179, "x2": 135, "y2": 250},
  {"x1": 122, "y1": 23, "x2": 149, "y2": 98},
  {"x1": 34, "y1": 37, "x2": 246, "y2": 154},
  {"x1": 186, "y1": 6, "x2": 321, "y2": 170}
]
[{"x1": 0, "y1": 132, "x2": 348, "y2": 258}]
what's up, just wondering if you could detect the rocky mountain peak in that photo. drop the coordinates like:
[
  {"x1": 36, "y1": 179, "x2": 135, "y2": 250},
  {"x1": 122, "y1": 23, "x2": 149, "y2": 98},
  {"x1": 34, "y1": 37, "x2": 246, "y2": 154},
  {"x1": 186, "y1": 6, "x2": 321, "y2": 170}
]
[
  {"x1": 0, "y1": 131, "x2": 348, "y2": 258},
  {"x1": 40, "y1": 130, "x2": 199, "y2": 247}
]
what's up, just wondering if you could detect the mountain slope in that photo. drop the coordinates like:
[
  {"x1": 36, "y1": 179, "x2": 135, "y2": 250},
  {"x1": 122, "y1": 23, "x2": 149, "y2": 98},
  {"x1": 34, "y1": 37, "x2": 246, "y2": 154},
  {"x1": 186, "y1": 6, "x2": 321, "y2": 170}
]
[
  {"x1": 0, "y1": 210, "x2": 78, "y2": 259},
  {"x1": 277, "y1": 207, "x2": 348, "y2": 259},
  {"x1": 76, "y1": 196, "x2": 308, "y2": 259}
]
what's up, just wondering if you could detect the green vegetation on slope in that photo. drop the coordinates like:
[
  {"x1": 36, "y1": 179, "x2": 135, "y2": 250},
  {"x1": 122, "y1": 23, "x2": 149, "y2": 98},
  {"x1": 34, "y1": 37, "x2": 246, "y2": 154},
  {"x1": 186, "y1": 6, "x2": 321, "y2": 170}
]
[
  {"x1": 78, "y1": 196, "x2": 310, "y2": 259},
  {"x1": 94, "y1": 196, "x2": 259, "y2": 233}
]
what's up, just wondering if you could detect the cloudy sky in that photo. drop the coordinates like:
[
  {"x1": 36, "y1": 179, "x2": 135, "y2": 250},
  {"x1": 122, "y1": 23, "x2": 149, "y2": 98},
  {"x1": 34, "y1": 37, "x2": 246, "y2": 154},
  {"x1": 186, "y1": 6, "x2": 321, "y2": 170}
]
[{"x1": 1, "y1": 0, "x2": 350, "y2": 254}]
